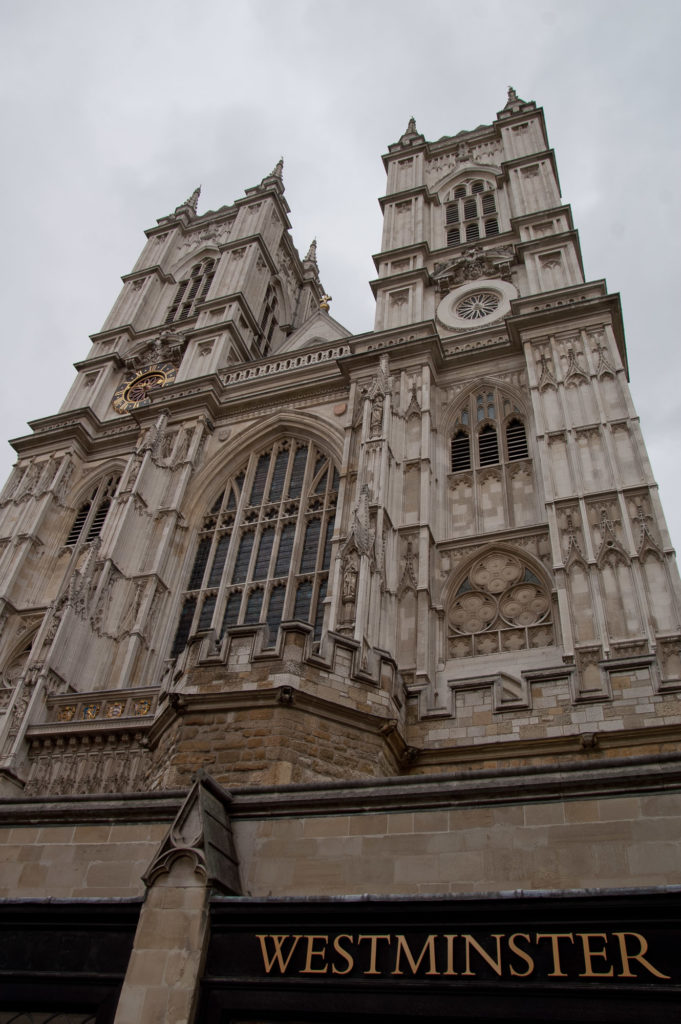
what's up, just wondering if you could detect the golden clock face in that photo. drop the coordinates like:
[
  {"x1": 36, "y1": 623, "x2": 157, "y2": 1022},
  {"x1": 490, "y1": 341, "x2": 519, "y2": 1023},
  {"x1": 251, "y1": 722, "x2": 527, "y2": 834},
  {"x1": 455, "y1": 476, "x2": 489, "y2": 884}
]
[{"x1": 112, "y1": 361, "x2": 177, "y2": 414}]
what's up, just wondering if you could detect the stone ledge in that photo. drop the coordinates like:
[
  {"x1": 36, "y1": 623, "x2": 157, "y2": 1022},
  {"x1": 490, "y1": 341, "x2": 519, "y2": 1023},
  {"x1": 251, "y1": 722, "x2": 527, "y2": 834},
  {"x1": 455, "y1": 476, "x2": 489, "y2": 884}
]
[{"x1": 2, "y1": 751, "x2": 681, "y2": 825}]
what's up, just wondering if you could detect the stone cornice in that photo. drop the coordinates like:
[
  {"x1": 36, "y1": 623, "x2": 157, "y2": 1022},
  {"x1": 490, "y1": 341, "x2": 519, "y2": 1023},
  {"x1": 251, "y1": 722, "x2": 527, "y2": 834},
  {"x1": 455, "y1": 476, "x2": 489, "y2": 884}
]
[{"x1": 2, "y1": 749, "x2": 681, "y2": 825}]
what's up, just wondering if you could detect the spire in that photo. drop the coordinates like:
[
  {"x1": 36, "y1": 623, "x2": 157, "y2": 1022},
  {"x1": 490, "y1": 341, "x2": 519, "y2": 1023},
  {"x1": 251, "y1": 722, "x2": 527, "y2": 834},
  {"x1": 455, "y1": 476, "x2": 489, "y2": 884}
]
[
  {"x1": 397, "y1": 115, "x2": 423, "y2": 148},
  {"x1": 304, "y1": 238, "x2": 318, "y2": 266},
  {"x1": 503, "y1": 86, "x2": 526, "y2": 110},
  {"x1": 174, "y1": 185, "x2": 201, "y2": 216},
  {"x1": 260, "y1": 157, "x2": 284, "y2": 187},
  {"x1": 250, "y1": 157, "x2": 285, "y2": 197}
]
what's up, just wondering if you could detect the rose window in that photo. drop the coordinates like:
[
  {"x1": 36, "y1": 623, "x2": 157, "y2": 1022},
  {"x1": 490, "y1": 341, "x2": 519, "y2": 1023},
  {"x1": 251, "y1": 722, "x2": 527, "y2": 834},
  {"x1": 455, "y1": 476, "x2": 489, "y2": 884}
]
[
  {"x1": 448, "y1": 552, "x2": 553, "y2": 659},
  {"x1": 455, "y1": 291, "x2": 500, "y2": 321}
]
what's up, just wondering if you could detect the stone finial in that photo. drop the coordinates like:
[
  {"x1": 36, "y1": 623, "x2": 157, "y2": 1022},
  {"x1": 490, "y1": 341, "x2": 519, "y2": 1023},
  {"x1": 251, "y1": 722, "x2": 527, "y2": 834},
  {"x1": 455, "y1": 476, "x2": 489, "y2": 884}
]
[
  {"x1": 176, "y1": 186, "x2": 201, "y2": 214},
  {"x1": 406, "y1": 115, "x2": 417, "y2": 134},
  {"x1": 319, "y1": 293, "x2": 332, "y2": 311},
  {"x1": 507, "y1": 86, "x2": 518, "y2": 103},
  {"x1": 271, "y1": 156, "x2": 284, "y2": 179},
  {"x1": 304, "y1": 238, "x2": 318, "y2": 265}
]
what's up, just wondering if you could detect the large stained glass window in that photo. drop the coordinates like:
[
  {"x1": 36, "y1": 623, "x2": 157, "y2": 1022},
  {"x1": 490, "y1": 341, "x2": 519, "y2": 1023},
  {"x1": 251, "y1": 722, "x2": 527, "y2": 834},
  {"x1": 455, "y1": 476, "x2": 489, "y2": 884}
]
[{"x1": 171, "y1": 440, "x2": 338, "y2": 657}]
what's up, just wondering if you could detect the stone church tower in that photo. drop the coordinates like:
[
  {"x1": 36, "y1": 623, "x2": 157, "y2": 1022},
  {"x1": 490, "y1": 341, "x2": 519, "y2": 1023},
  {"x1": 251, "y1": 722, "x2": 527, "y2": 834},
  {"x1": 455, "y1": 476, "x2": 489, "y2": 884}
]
[{"x1": 1, "y1": 91, "x2": 680, "y2": 1022}]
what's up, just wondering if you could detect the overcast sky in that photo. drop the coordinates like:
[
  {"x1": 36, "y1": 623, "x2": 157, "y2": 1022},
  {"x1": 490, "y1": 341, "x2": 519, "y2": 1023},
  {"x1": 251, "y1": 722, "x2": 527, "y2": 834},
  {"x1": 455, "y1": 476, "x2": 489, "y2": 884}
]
[{"x1": 0, "y1": 0, "x2": 680, "y2": 546}]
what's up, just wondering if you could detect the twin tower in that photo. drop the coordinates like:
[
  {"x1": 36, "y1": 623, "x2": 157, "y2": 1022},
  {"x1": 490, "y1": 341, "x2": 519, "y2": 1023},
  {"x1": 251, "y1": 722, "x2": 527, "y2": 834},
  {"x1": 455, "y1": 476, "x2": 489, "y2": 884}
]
[{"x1": 1, "y1": 88, "x2": 679, "y2": 797}]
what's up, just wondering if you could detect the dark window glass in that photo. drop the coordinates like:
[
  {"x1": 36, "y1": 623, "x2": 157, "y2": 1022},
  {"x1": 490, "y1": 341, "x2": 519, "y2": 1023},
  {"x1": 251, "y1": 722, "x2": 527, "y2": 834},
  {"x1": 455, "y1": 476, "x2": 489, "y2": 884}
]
[
  {"x1": 300, "y1": 519, "x2": 321, "y2": 572},
  {"x1": 454, "y1": 185, "x2": 466, "y2": 199},
  {"x1": 208, "y1": 533, "x2": 231, "y2": 587},
  {"x1": 464, "y1": 198, "x2": 477, "y2": 219},
  {"x1": 268, "y1": 449, "x2": 289, "y2": 502},
  {"x1": 232, "y1": 532, "x2": 254, "y2": 583},
  {"x1": 447, "y1": 226, "x2": 461, "y2": 246},
  {"x1": 465, "y1": 222, "x2": 480, "y2": 241},
  {"x1": 249, "y1": 453, "x2": 270, "y2": 506},
  {"x1": 172, "y1": 597, "x2": 196, "y2": 657},
  {"x1": 294, "y1": 580, "x2": 313, "y2": 621},
  {"x1": 172, "y1": 442, "x2": 338, "y2": 658},
  {"x1": 472, "y1": 180, "x2": 485, "y2": 194},
  {"x1": 221, "y1": 591, "x2": 241, "y2": 634},
  {"x1": 198, "y1": 594, "x2": 216, "y2": 632},
  {"x1": 446, "y1": 204, "x2": 459, "y2": 224},
  {"x1": 314, "y1": 579, "x2": 327, "y2": 641},
  {"x1": 482, "y1": 192, "x2": 496, "y2": 214},
  {"x1": 245, "y1": 588, "x2": 263, "y2": 624},
  {"x1": 288, "y1": 446, "x2": 308, "y2": 498},
  {"x1": 321, "y1": 519, "x2": 334, "y2": 570},
  {"x1": 188, "y1": 536, "x2": 211, "y2": 590},
  {"x1": 274, "y1": 522, "x2": 295, "y2": 577},
  {"x1": 266, "y1": 584, "x2": 286, "y2": 643},
  {"x1": 253, "y1": 527, "x2": 275, "y2": 579},
  {"x1": 485, "y1": 218, "x2": 499, "y2": 237}
]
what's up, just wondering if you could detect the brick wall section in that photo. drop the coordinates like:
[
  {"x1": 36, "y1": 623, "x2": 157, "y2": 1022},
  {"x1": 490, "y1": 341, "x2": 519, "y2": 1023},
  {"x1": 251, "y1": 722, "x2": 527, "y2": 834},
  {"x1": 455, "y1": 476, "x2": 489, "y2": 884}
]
[
  {"x1": 0, "y1": 821, "x2": 166, "y2": 898},
  {"x1": 234, "y1": 791, "x2": 681, "y2": 897},
  {"x1": 149, "y1": 705, "x2": 401, "y2": 789}
]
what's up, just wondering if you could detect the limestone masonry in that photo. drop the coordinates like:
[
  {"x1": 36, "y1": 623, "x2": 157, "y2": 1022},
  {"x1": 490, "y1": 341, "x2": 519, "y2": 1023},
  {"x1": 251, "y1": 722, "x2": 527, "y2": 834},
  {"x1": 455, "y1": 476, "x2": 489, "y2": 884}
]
[{"x1": 0, "y1": 90, "x2": 680, "y2": 1023}]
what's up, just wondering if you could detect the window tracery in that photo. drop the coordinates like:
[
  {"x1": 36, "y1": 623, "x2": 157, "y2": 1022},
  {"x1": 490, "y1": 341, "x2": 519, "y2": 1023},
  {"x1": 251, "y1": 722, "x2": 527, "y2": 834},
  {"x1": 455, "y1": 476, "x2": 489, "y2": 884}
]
[
  {"x1": 65, "y1": 475, "x2": 120, "y2": 546},
  {"x1": 171, "y1": 440, "x2": 338, "y2": 657},
  {"x1": 445, "y1": 179, "x2": 500, "y2": 247},
  {"x1": 447, "y1": 551, "x2": 553, "y2": 659},
  {"x1": 165, "y1": 257, "x2": 216, "y2": 324},
  {"x1": 449, "y1": 390, "x2": 528, "y2": 473}
]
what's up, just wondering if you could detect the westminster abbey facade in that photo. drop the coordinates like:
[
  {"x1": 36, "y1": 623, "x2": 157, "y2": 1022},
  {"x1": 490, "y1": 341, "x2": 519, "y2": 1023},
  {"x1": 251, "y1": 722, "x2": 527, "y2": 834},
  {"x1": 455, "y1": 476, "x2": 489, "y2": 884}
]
[{"x1": 0, "y1": 91, "x2": 679, "y2": 1023}]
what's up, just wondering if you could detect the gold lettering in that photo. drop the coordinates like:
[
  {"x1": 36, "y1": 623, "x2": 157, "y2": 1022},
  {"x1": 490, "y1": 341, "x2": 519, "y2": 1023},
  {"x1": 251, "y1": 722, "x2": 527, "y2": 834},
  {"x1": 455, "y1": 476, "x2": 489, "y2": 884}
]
[
  {"x1": 508, "y1": 933, "x2": 534, "y2": 977},
  {"x1": 614, "y1": 932, "x2": 671, "y2": 980},
  {"x1": 443, "y1": 934, "x2": 459, "y2": 976},
  {"x1": 536, "y1": 933, "x2": 574, "y2": 977},
  {"x1": 577, "y1": 933, "x2": 614, "y2": 978},
  {"x1": 391, "y1": 934, "x2": 439, "y2": 976},
  {"x1": 256, "y1": 934, "x2": 301, "y2": 974},
  {"x1": 331, "y1": 934, "x2": 354, "y2": 975},
  {"x1": 358, "y1": 934, "x2": 391, "y2": 975},
  {"x1": 300, "y1": 934, "x2": 328, "y2": 974},
  {"x1": 462, "y1": 934, "x2": 504, "y2": 977}
]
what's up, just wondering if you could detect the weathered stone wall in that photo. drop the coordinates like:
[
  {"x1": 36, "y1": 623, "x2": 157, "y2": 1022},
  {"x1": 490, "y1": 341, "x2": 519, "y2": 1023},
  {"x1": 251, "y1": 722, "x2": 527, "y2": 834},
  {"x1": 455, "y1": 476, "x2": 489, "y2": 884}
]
[
  {"x1": 0, "y1": 820, "x2": 166, "y2": 898},
  {"x1": 235, "y1": 790, "x2": 681, "y2": 898}
]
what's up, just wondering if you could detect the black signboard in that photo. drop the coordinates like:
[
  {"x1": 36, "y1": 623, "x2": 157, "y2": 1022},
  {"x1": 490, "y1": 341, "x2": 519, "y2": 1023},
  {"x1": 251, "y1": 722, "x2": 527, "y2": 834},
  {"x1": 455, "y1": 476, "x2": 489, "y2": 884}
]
[{"x1": 201, "y1": 890, "x2": 681, "y2": 1022}]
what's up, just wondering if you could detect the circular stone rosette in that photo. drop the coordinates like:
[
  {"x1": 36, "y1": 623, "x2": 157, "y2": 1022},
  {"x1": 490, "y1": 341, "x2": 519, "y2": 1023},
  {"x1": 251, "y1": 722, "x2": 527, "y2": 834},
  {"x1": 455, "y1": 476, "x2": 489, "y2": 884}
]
[{"x1": 436, "y1": 278, "x2": 518, "y2": 331}]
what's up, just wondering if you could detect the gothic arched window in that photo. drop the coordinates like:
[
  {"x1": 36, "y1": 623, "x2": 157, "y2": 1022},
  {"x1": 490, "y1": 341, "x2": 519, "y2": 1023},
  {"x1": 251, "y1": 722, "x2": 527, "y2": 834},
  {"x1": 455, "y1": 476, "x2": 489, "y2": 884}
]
[
  {"x1": 66, "y1": 475, "x2": 120, "y2": 546},
  {"x1": 445, "y1": 179, "x2": 499, "y2": 247},
  {"x1": 449, "y1": 390, "x2": 530, "y2": 473},
  {"x1": 165, "y1": 257, "x2": 216, "y2": 324},
  {"x1": 447, "y1": 550, "x2": 553, "y2": 659},
  {"x1": 171, "y1": 439, "x2": 338, "y2": 657}
]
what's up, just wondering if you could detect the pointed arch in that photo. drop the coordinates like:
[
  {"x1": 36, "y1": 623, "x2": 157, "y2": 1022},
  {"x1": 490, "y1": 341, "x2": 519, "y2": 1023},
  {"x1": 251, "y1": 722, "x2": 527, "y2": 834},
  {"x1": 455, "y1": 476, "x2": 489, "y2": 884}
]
[
  {"x1": 64, "y1": 469, "x2": 123, "y2": 547},
  {"x1": 188, "y1": 410, "x2": 344, "y2": 522},
  {"x1": 444, "y1": 544, "x2": 555, "y2": 660},
  {"x1": 171, "y1": 414, "x2": 342, "y2": 658}
]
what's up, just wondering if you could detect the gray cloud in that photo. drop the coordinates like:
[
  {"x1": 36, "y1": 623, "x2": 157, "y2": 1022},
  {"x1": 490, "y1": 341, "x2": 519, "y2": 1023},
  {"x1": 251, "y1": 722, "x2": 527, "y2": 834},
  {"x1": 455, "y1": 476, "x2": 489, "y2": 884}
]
[{"x1": 1, "y1": 0, "x2": 680, "y2": 546}]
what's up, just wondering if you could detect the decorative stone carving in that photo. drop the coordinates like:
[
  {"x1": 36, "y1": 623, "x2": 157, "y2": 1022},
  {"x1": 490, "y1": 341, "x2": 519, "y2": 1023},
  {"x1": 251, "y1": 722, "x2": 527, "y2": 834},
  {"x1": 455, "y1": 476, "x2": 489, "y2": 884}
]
[
  {"x1": 142, "y1": 774, "x2": 241, "y2": 894},
  {"x1": 432, "y1": 245, "x2": 514, "y2": 293},
  {"x1": 563, "y1": 345, "x2": 590, "y2": 387},
  {"x1": 537, "y1": 350, "x2": 558, "y2": 391},
  {"x1": 448, "y1": 550, "x2": 553, "y2": 659},
  {"x1": 397, "y1": 542, "x2": 418, "y2": 598},
  {"x1": 127, "y1": 328, "x2": 187, "y2": 370}
]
